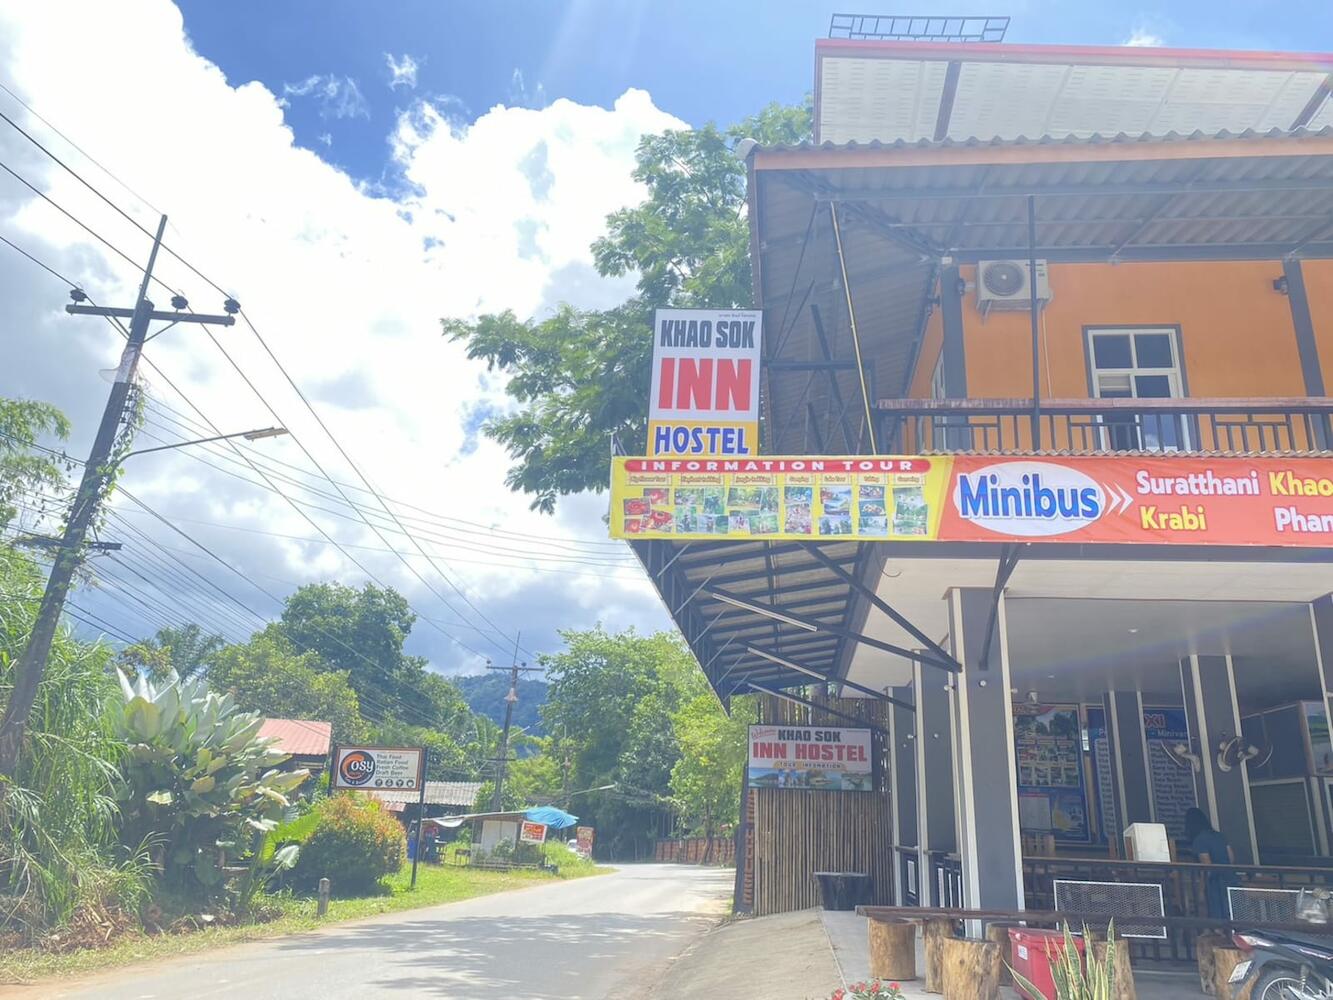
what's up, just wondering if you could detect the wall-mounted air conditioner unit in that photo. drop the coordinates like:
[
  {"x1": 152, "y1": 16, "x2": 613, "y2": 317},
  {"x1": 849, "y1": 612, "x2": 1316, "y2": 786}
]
[{"x1": 976, "y1": 260, "x2": 1052, "y2": 316}]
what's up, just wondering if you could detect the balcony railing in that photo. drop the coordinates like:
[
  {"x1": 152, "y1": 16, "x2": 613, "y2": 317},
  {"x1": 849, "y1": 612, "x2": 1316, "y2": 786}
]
[{"x1": 877, "y1": 397, "x2": 1333, "y2": 456}]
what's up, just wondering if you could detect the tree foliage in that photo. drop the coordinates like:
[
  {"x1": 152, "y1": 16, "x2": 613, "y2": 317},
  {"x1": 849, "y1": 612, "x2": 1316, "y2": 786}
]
[
  {"x1": 670, "y1": 693, "x2": 754, "y2": 842},
  {"x1": 0, "y1": 397, "x2": 72, "y2": 531},
  {"x1": 445, "y1": 101, "x2": 812, "y2": 512},
  {"x1": 119, "y1": 623, "x2": 226, "y2": 683},
  {"x1": 206, "y1": 627, "x2": 368, "y2": 744}
]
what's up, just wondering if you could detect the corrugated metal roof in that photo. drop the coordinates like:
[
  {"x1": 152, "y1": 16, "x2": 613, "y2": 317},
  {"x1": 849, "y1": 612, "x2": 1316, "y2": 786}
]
[
  {"x1": 756, "y1": 125, "x2": 1333, "y2": 153},
  {"x1": 815, "y1": 41, "x2": 1333, "y2": 146},
  {"x1": 369, "y1": 781, "x2": 483, "y2": 807},
  {"x1": 258, "y1": 718, "x2": 331, "y2": 758}
]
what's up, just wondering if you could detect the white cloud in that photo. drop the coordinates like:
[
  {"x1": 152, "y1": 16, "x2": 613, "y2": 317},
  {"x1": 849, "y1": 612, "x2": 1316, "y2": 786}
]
[
  {"x1": 385, "y1": 52, "x2": 420, "y2": 90},
  {"x1": 0, "y1": 0, "x2": 682, "y2": 670},
  {"x1": 282, "y1": 73, "x2": 370, "y2": 119},
  {"x1": 1124, "y1": 28, "x2": 1164, "y2": 47}
]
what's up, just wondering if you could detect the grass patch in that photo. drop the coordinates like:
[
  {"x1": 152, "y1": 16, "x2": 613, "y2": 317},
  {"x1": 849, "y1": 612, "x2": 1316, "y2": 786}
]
[{"x1": 1, "y1": 856, "x2": 611, "y2": 985}]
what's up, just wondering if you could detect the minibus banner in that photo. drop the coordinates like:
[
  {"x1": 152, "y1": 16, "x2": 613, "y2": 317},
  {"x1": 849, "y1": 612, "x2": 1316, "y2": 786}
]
[{"x1": 610, "y1": 454, "x2": 1333, "y2": 546}]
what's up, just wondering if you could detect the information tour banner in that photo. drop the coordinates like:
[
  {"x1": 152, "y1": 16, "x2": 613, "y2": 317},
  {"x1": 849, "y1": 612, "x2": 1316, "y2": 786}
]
[
  {"x1": 610, "y1": 454, "x2": 1333, "y2": 546},
  {"x1": 747, "y1": 724, "x2": 874, "y2": 792}
]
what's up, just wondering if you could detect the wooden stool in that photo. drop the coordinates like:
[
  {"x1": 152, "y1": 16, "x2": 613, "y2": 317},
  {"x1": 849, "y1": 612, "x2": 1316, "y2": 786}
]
[
  {"x1": 984, "y1": 922, "x2": 1019, "y2": 985},
  {"x1": 940, "y1": 937, "x2": 1002, "y2": 1000},
  {"x1": 868, "y1": 916, "x2": 917, "y2": 981},
  {"x1": 1196, "y1": 932, "x2": 1229, "y2": 995},
  {"x1": 1091, "y1": 938, "x2": 1137, "y2": 1000},
  {"x1": 1212, "y1": 946, "x2": 1255, "y2": 1000},
  {"x1": 923, "y1": 917, "x2": 956, "y2": 994}
]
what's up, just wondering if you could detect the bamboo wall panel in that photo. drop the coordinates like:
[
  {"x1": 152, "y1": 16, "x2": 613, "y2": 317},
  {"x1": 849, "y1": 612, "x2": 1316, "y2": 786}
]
[{"x1": 751, "y1": 691, "x2": 896, "y2": 916}]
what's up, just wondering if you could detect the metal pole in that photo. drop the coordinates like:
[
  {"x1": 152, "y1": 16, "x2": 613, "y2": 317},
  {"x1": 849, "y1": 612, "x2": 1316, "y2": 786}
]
[
  {"x1": 0, "y1": 216, "x2": 167, "y2": 778},
  {"x1": 1027, "y1": 195, "x2": 1042, "y2": 450},
  {"x1": 410, "y1": 746, "x2": 426, "y2": 889}
]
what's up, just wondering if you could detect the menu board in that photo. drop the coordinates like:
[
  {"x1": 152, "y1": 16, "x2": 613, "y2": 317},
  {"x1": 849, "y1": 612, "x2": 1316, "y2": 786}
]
[
  {"x1": 1013, "y1": 704, "x2": 1090, "y2": 843},
  {"x1": 1085, "y1": 706, "x2": 1120, "y2": 845},
  {"x1": 1144, "y1": 707, "x2": 1196, "y2": 839}
]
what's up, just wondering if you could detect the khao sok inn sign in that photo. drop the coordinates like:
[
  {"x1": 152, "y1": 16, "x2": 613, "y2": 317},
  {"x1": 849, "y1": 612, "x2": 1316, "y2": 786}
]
[
  {"x1": 748, "y1": 725, "x2": 873, "y2": 792},
  {"x1": 612, "y1": 454, "x2": 1333, "y2": 546}
]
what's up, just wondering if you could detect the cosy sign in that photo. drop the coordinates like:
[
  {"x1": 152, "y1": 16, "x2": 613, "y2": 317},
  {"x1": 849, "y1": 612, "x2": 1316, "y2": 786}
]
[
  {"x1": 330, "y1": 746, "x2": 425, "y2": 792},
  {"x1": 611, "y1": 454, "x2": 1333, "y2": 546},
  {"x1": 648, "y1": 308, "x2": 762, "y2": 456},
  {"x1": 747, "y1": 725, "x2": 873, "y2": 792}
]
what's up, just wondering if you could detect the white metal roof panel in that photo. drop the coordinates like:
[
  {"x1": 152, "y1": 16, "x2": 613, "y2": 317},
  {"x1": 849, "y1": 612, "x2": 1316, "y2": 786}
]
[{"x1": 817, "y1": 43, "x2": 1333, "y2": 145}]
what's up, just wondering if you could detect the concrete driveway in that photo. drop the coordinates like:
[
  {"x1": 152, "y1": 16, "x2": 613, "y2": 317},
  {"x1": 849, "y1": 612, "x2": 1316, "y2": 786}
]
[{"x1": 39, "y1": 864, "x2": 733, "y2": 999}]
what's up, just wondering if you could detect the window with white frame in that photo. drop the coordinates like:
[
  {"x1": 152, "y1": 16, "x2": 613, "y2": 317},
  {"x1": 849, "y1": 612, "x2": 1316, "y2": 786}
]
[{"x1": 1086, "y1": 328, "x2": 1188, "y2": 451}]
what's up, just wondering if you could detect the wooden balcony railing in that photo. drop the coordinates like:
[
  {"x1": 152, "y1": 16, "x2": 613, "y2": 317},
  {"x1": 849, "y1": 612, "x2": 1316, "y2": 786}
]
[{"x1": 876, "y1": 397, "x2": 1333, "y2": 456}]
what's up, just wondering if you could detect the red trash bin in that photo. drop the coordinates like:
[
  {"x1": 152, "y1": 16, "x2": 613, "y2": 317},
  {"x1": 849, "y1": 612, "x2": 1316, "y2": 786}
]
[{"x1": 1008, "y1": 927, "x2": 1085, "y2": 1000}]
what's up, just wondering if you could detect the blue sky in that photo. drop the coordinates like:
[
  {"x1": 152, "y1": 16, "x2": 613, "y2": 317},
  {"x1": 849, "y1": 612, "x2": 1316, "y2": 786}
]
[{"x1": 179, "y1": 0, "x2": 1333, "y2": 182}]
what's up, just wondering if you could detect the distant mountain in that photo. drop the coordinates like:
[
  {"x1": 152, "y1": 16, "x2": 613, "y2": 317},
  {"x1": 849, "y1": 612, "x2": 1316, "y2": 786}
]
[{"x1": 455, "y1": 672, "x2": 548, "y2": 735}]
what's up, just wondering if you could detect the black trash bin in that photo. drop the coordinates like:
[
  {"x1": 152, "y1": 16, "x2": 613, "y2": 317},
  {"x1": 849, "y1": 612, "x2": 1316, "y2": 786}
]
[{"x1": 814, "y1": 870, "x2": 871, "y2": 911}]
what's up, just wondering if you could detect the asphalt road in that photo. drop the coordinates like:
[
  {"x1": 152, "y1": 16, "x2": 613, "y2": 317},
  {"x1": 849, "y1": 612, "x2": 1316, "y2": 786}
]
[{"x1": 42, "y1": 864, "x2": 733, "y2": 1000}]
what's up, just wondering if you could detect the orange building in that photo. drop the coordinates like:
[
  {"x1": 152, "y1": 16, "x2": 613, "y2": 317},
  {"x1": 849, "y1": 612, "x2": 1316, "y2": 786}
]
[{"x1": 625, "y1": 31, "x2": 1333, "y2": 950}]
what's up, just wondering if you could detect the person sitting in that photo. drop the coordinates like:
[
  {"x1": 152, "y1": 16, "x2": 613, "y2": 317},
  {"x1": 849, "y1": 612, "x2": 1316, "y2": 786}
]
[{"x1": 1185, "y1": 807, "x2": 1235, "y2": 919}]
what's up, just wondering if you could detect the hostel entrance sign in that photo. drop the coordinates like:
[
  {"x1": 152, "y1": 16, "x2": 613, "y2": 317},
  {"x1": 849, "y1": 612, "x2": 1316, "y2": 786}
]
[
  {"x1": 748, "y1": 725, "x2": 873, "y2": 792},
  {"x1": 611, "y1": 454, "x2": 1333, "y2": 546},
  {"x1": 648, "y1": 308, "x2": 762, "y2": 457}
]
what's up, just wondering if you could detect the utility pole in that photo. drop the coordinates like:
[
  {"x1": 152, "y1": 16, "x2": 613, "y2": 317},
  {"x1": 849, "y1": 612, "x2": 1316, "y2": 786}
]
[
  {"x1": 487, "y1": 633, "x2": 540, "y2": 812},
  {"x1": 0, "y1": 215, "x2": 238, "y2": 779}
]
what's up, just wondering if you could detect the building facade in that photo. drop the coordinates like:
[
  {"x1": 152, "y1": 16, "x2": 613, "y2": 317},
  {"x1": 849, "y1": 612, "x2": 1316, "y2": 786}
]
[{"x1": 621, "y1": 36, "x2": 1333, "y2": 932}]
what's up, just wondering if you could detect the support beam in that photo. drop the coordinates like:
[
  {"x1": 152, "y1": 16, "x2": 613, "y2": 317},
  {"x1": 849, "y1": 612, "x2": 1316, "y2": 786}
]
[
  {"x1": 1180, "y1": 655, "x2": 1259, "y2": 865},
  {"x1": 809, "y1": 303, "x2": 858, "y2": 452},
  {"x1": 803, "y1": 543, "x2": 960, "y2": 673},
  {"x1": 914, "y1": 655, "x2": 956, "y2": 905},
  {"x1": 950, "y1": 588, "x2": 1024, "y2": 913},
  {"x1": 1103, "y1": 690, "x2": 1154, "y2": 832},
  {"x1": 976, "y1": 544, "x2": 1022, "y2": 671},
  {"x1": 741, "y1": 644, "x2": 913, "y2": 710},
  {"x1": 890, "y1": 684, "x2": 918, "y2": 904},
  {"x1": 1282, "y1": 259, "x2": 1331, "y2": 450},
  {"x1": 933, "y1": 62, "x2": 962, "y2": 141}
]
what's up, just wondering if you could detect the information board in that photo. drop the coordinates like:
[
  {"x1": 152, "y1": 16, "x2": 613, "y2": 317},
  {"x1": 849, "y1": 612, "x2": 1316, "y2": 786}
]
[
  {"x1": 1085, "y1": 706, "x2": 1120, "y2": 845},
  {"x1": 1143, "y1": 708, "x2": 1196, "y2": 839},
  {"x1": 1013, "y1": 704, "x2": 1090, "y2": 843}
]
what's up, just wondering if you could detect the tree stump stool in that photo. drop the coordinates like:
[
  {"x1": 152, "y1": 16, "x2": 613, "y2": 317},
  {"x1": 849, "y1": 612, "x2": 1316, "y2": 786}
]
[
  {"x1": 940, "y1": 937, "x2": 1002, "y2": 1000},
  {"x1": 1213, "y1": 946, "x2": 1255, "y2": 1000},
  {"x1": 868, "y1": 916, "x2": 917, "y2": 981},
  {"x1": 984, "y1": 922, "x2": 1019, "y2": 985},
  {"x1": 1197, "y1": 932, "x2": 1229, "y2": 995},
  {"x1": 923, "y1": 917, "x2": 957, "y2": 994},
  {"x1": 1091, "y1": 938, "x2": 1138, "y2": 1000}
]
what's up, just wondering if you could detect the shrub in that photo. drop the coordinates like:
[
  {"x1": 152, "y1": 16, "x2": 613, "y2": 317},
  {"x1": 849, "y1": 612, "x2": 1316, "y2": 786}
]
[
  {"x1": 294, "y1": 795, "x2": 404, "y2": 894},
  {"x1": 114, "y1": 671, "x2": 308, "y2": 895}
]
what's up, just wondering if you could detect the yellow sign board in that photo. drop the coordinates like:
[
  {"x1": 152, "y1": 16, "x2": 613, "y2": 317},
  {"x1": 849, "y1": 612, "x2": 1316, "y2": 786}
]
[{"x1": 610, "y1": 455, "x2": 950, "y2": 541}]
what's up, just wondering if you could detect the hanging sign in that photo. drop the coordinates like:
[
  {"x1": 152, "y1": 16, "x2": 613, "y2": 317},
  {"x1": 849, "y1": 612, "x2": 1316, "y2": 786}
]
[
  {"x1": 648, "y1": 308, "x2": 762, "y2": 456},
  {"x1": 519, "y1": 821, "x2": 548, "y2": 845},
  {"x1": 747, "y1": 725, "x2": 873, "y2": 792},
  {"x1": 610, "y1": 454, "x2": 1333, "y2": 546},
  {"x1": 331, "y1": 746, "x2": 425, "y2": 792}
]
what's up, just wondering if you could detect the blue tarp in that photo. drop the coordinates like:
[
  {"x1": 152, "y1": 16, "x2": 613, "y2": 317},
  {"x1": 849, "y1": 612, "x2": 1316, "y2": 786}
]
[{"x1": 524, "y1": 806, "x2": 578, "y2": 830}]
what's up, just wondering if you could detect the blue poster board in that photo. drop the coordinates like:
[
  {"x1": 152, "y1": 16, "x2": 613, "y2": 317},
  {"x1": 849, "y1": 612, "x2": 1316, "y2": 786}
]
[
  {"x1": 1085, "y1": 706, "x2": 1119, "y2": 845},
  {"x1": 1013, "y1": 703, "x2": 1091, "y2": 843},
  {"x1": 1143, "y1": 707, "x2": 1196, "y2": 839}
]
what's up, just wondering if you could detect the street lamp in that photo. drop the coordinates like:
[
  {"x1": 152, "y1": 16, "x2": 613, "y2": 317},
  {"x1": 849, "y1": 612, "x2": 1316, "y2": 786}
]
[{"x1": 119, "y1": 426, "x2": 288, "y2": 462}]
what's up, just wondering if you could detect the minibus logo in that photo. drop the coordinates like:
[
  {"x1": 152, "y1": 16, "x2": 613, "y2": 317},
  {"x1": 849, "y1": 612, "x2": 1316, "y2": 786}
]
[{"x1": 954, "y1": 462, "x2": 1107, "y2": 537}]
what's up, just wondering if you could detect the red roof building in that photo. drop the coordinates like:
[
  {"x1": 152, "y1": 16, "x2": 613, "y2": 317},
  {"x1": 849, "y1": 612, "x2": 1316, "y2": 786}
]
[{"x1": 257, "y1": 718, "x2": 332, "y2": 765}]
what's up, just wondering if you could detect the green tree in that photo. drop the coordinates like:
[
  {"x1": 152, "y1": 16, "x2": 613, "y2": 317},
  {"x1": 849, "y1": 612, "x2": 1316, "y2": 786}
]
[
  {"x1": 207, "y1": 627, "x2": 368, "y2": 744},
  {"x1": 119, "y1": 623, "x2": 225, "y2": 682},
  {"x1": 0, "y1": 397, "x2": 72, "y2": 530},
  {"x1": 444, "y1": 101, "x2": 812, "y2": 513},
  {"x1": 670, "y1": 693, "x2": 754, "y2": 854},
  {"x1": 540, "y1": 628, "x2": 708, "y2": 856},
  {"x1": 278, "y1": 581, "x2": 454, "y2": 725}
]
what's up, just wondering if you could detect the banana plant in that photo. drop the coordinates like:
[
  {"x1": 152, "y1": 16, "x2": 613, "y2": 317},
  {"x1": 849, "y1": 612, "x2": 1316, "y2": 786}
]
[{"x1": 114, "y1": 670, "x2": 309, "y2": 895}]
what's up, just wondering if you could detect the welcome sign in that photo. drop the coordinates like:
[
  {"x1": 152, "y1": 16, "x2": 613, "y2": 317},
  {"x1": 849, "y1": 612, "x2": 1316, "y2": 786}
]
[
  {"x1": 611, "y1": 454, "x2": 1333, "y2": 546},
  {"x1": 748, "y1": 725, "x2": 873, "y2": 792},
  {"x1": 648, "y1": 308, "x2": 762, "y2": 457}
]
